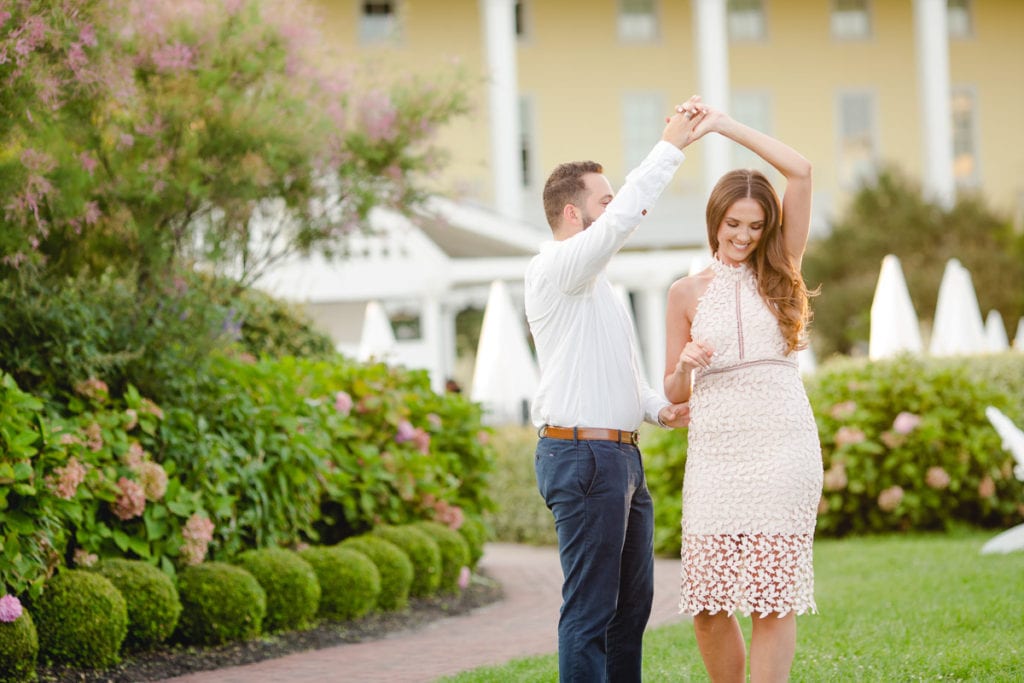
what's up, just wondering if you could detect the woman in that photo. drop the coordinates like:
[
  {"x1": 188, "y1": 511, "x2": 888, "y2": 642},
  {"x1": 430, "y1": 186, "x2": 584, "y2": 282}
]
[{"x1": 664, "y1": 99, "x2": 823, "y2": 683}]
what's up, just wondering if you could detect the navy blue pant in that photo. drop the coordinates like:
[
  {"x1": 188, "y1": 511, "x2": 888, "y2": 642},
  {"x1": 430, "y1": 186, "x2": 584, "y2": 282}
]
[{"x1": 535, "y1": 436, "x2": 655, "y2": 683}]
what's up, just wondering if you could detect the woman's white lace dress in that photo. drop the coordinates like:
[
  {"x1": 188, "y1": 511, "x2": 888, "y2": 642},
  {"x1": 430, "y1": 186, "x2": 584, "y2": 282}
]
[{"x1": 680, "y1": 258, "x2": 823, "y2": 617}]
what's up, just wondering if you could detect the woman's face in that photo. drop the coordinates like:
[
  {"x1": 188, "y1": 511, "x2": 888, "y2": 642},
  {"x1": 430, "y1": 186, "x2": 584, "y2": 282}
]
[{"x1": 716, "y1": 197, "x2": 765, "y2": 266}]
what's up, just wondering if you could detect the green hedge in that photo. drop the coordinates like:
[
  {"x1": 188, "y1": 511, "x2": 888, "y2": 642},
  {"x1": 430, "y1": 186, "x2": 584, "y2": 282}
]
[
  {"x1": 338, "y1": 535, "x2": 412, "y2": 612},
  {"x1": 0, "y1": 607, "x2": 37, "y2": 683},
  {"x1": 91, "y1": 559, "x2": 181, "y2": 650},
  {"x1": 234, "y1": 548, "x2": 320, "y2": 633},
  {"x1": 174, "y1": 562, "x2": 265, "y2": 646},
  {"x1": 299, "y1": 546, "x2": 380, "y2": 621},
  {"x1": 413, "y1": 521, "x2": 470, "y2": 593},
  {"x1": 373, "y1": 525, "x2": 441, "y2": 598},
  {"x1": 31, "y1": 570, "x2": 127, "y2": 669}
]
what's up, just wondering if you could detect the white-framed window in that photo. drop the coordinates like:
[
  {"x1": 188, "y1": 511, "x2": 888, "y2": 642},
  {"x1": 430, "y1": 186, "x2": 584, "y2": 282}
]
[
  {"x1": 948, "y1": 0, "x2": 973, "y2": 39},
  {"x1": 519, "y1": 95, "x2": 535, "y2": 188},
  {"x1": 359, "y1": 1, "x2": 399, "y2": 44},
  {"x1": 952, "y1": 86, "x2": 979, "y2": 188},
  {"x1": 831, "y1": 0, "x2": 871, "y2": 40},
  {"x1": 618, "y1": 0, "x2": 658, "y2": 43},
  {"x1": 621, "y1": 92, "x2": 666, "y2": 174},
  {"x1": 731, "y1": 91, "x2": 773, "y2": 171},
  {"x1": 728, "y1": 0, "x2": 766, "y2": 42},
  {"x1": 837, "y1": 90, "x2": 877, "y2": 188}
]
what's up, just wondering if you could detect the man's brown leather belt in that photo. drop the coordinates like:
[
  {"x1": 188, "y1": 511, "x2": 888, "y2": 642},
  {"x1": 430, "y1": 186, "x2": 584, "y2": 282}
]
[{"x1": 539, "y1": 425, "x2": 639, "y2": 445}]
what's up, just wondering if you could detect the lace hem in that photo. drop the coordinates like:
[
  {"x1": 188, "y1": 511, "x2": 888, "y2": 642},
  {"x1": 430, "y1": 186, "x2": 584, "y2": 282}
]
[{"x1": 679, "y1": 532, "x2": 817, "y2": 617}]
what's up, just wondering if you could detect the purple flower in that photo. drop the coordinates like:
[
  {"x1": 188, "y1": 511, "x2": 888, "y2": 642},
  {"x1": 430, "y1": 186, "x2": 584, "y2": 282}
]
[
  {"x1": 0, "y1": 595, "x2": 23, "y2": 623},
  {"x1": 395, "y1": 420, "x2": 416, "y2": 444}
]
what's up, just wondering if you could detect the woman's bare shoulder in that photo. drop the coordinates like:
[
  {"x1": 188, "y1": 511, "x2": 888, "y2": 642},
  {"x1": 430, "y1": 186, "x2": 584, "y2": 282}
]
[{"x1": 668, "y1": 267, "x2": 714, "y2": 303}]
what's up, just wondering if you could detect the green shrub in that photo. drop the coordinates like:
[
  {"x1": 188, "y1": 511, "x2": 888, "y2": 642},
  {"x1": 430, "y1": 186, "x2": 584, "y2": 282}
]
[
  {"x1": 339, "y1": 535, "x2": 413, "y2": 611},
  {"x1": 483, "y1": 426, "x2": 557, "y2": 546},
  {"x1": 373, "y1": 525, "x2": 442, "y2": 597},
  {"x1": 91, "y1": 559, "x2": 181, "y2": 651},
  {"x1": 413, "y1": 521, "x2": 470, "y2": 593},
  {"x1": 456, "y1": 515, "x2": 489, "y2": 569},
  {"x1": 235, "y1": 548, "x2": 320, "y2": 633},
  {"x1": 298, "y1": 546, "x2": 380, "y2": 620},
  {"x1": 806, "y1": 354, "x2": 1024, "y2": 536},
  {"x1": 174, "y1": 562, "x2": 265, "y2": 646},
  {"x1": 0, "y1": 607, "x2": 38, "y2": 683},
  {"x1": 639, "y1": 425, "x2": 688, "y2": 557},
  {"x1": 31, "y1": 570, "x2": 127, "y2": 668}
]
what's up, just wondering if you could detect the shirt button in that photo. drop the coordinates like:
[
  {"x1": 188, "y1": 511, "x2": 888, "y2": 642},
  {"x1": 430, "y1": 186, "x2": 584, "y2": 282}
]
[{"x1": 641, "y1": 209, "x2": 647, "y2": 216}]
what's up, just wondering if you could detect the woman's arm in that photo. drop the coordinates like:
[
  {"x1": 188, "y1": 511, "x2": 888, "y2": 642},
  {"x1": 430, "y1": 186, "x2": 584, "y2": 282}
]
[
  {"x1": 690, "y1": 109, "x2": 813, "y2": 265},
  {"x1": 663, "y1": 275, "x2": 713, "y2": 403}
]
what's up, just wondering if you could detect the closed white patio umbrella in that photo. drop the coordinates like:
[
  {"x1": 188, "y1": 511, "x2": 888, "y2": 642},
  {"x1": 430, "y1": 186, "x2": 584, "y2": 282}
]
[
  {"x1": 929, "y1": 258, "x2": 986, "y2": 356},
  {"x1": 869, "y1": 254, "x2": 923, "y2": 360}
]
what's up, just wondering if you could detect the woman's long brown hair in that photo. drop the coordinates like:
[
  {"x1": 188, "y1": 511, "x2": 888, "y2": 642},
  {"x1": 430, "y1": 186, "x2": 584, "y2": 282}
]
[{"x1": 705, "y1": 169, "x2": 814, "y2": 353}]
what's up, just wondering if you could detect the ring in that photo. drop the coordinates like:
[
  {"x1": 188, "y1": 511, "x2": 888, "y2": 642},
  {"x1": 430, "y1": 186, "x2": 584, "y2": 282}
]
[{"x1": 683, "y1": 110, "x2": 693, "y2": 119}]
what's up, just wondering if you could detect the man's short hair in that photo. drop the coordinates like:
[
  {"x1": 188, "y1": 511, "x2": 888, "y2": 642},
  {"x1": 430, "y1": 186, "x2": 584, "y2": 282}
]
[{"x1": 542, "y1": 161, "x2": 603, "y2": 229}]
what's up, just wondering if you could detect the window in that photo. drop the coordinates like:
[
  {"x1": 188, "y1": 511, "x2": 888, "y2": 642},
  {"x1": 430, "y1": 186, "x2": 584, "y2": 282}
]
[
  {"x1": 952, "y1": 86, "x2": 979, "y2": 187},
  {"x1": 731, "y1": 91, "x2": 772, "y2": 170},
  {"x1": 831, "y1": 0, "x2": 871, "y2": 40},
  {"x1": 618, "y1": 0, "x2": 658, "y2": 42},
  {"x1": 837, "y1": 91, "x2": 877, "y2": 188},
  {"x1": 621, "y1": 93, "x2": 666, "y2": 174},
  {"x1": 360, "y1": 1, "x2": 398, "y2": 43},
  {"x1": 519, "y1": 96, "x2": 534, "y2": 188},
  {"x1": 948, "y1": 0, "x2": 973, "y2": 39},
  {"x1": 728, "y1": 0, "x2": 766, "y2": 41}
]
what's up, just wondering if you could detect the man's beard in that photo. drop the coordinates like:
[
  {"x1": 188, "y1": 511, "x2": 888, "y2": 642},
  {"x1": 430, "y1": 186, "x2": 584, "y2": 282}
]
[{"x1": 581, "y1": 211, "x2": 596, "y2": 230}]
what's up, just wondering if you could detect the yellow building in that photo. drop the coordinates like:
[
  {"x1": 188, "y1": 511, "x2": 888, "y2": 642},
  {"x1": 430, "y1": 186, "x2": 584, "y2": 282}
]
[
  {"x1": 289, "y1": 0, "x2": 1022, "y2": 398},
  {"x1": 312, "y1": 0, "x2": 1024, "y2": 245}
]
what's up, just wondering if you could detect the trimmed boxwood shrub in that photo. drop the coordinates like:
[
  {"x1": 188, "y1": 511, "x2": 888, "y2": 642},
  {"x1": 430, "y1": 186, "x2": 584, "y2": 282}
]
[
  {"x1": 0, "y1": 608, "x2": 38, "y2": 683},
  {"x1": 92, "y1": 559, "x2": 181, "y2": 651},
  {"x1": 298, "y1": 546, "x2": 380, "y2": 620},
  {"x1": 456, "y1": 515, "x2": 488, "y2": 569},
  {"x1": 413, "y1": 521, "x2": 470, "y2": 593},
  {"x1": 373, "y1": 525, "x2": 442, "y2": 598},
  {"x1": 174, "y1": 562, "x2": 266, "y2": 646},
  {"x1": 339, "y1": 535, "x2": 413, "y2": 611},
  {"x1": 235, "y1": 548, "x2": 321, "y2": 633},
  {"x1": 31, "y1": 570, "x2": 127, "y2": 668}
]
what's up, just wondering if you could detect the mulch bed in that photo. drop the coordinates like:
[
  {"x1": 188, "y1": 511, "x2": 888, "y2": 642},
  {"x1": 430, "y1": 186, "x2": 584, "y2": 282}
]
[{"x1": 36, "y1": 573, "x2": 504, "y2": 683}]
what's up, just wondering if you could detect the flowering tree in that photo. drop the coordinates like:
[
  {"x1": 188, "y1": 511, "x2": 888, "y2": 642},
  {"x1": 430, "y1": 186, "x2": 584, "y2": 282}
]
[{"x1": 1, "y1": 0, "x2": 469, "y2": 284}]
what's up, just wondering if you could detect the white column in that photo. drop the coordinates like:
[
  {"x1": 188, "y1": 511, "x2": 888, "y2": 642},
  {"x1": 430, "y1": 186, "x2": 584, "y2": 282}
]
[
  {"x1": 440, "y1": 302, "x2": 458, "y2": 387},
  {"x1": 638, "y1": 287, "x2": 668, "y2": 392},
  {"x1": 421, "y1": 296, "x2": 446, "y2": 393},
  {"x1": 693, "y1": 0, "x2": 731, "y2": 196},
  {"x1": 913, "y1": 0, "x2": 955, "y2": 208},
  {"x1": 481, "y1": 0, "x2": 522, "y2": 219}
]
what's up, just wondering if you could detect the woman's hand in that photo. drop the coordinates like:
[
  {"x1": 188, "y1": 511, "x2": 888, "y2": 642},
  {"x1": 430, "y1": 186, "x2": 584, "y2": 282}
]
[{"x1": 676, "y1": 340, "x2": 715, "y2": 373}]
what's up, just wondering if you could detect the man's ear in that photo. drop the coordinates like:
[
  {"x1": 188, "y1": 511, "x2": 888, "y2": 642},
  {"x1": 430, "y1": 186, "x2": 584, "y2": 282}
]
[{"x1": 562, "y1": 203, "x2": 577, "y2": 226}]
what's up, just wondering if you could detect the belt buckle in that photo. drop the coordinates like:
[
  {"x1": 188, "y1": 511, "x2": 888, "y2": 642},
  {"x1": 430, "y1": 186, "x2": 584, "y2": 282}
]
[{"x1": 626, "y1": 430, "x2": 638, "y2": 445}]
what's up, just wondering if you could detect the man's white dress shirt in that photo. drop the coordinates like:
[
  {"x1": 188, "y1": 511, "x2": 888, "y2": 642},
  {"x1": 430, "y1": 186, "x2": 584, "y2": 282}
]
[{"x1": 525, "y1": 141, "x2": 686, "y2": 431}]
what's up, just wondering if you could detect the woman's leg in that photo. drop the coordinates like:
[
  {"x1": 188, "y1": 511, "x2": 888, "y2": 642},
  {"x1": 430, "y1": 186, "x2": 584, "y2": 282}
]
[
  {"x1": 692, "y1": 611, "x2": 746, "y2": 683},
  {"x1": 749, "y1": 612, "x2": 796, "y2": 683}
]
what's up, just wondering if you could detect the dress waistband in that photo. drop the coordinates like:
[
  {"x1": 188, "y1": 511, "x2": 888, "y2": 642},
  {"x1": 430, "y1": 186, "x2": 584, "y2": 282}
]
[{"x1": 700, "y1": 358, "x2": 799, "y2": 377}]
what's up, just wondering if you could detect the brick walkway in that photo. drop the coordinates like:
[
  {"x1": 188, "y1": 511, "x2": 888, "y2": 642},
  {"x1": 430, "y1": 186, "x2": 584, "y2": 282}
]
[{"x1": 160, "y1": 543, "x2": 687, "y2": 683}]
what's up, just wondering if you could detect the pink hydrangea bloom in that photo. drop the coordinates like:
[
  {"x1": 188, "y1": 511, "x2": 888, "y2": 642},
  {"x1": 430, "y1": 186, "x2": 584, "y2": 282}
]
[
  {"x1": 124, "y1": 408, "x2": 139, "y2": 431},
  {"x1": 823, "y1": 461, "x2": 848, "y2": 491},
  {"x1": 136, "y1": 461, "x2": 168, "y2": 501},
  {"x1": 359, "y1": 89, "x2": 398, "y2": 142},
  {"x1": 112, "y1": 477, "x2": 146, "y2": 520},
  {"x1": 834, "y1": 426, "x2": 866, "y2": 447},
  {"x1": 84, "y1": 422, "x2": 103, "y2": 452},
  {"x1": 333, "y1": 391, "x2": 353, "y2": 415},
  {"x1": 180, "y1": 514, "x2": 215, "y2": 566},
  {"x1": 140, "y1": 398, "x2": 164, "y2": 420},
  {"x1": 829, "y1": 401, "x2": 857, "y2": 420},
  {"x1": 413, "y1": 428, "x2": 431, "y2": 455},
  {"x1": 892, "y1": 412, "x2": 922, "y2": 435},
  {"x1": 877, "y1": 485, "x2": 904, "y2": 512},
  {"x1": 74, "y1": 377, "x2": 108, "y2": 401},
  {"x1": 0, "y1": 595, "x2": 23, "y2": 623},
  {"x1": 925, "y1": 466, "x2": 951, "y2": 490},
  {"x1": 74, "y1": 548, "x2": 98, "y2": 568},
  {"x1": 125, "y1": 441, "x2": 146, "y2": 468},
  {"x1": 458, "y1": 566, "x2": 471, "y2": 590},
  {"x1": 48, "y1": 456, "x2": 87, "y2": 500},
  {"x1": 476, "y1": 430, "x2": 490, "y2": 445},
  {"x1": 427, "y1": 413, "x2": 442, "y2": 429},
  {"x1": 880, "y1": 430, "x2": 906, "y2": 449},
  {"x1": 978, "y1": 476, "x2": 996, "y2": 498}
]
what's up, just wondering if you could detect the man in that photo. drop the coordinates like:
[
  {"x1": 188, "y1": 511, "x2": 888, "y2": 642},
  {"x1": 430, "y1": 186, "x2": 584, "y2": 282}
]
[{"x1": 526, "y1": 96, "x2": 705, "y2": 682}]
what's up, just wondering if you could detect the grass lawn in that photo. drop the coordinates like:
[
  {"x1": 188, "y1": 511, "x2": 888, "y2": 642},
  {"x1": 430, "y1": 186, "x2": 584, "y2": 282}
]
[{"x1": 439, "y1": 530, "x2": 1024, "y2": 682}]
